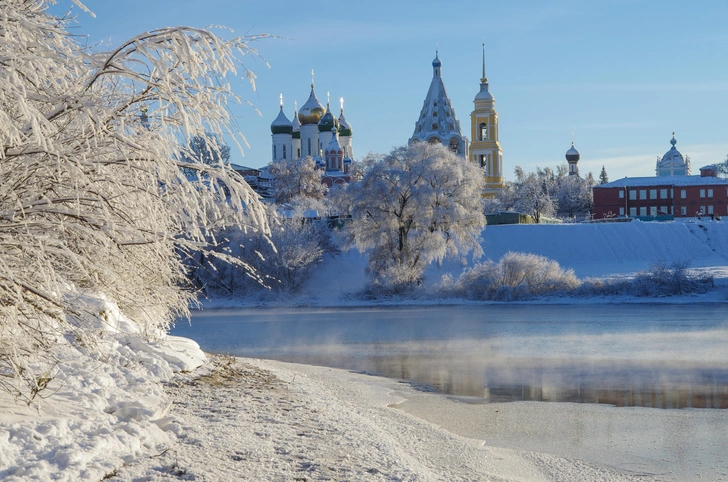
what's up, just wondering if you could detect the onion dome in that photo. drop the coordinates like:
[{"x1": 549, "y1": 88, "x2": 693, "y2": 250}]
[
  {"x1": 318, "y1": 103, "x2": 339, "y2": 132},
  {"x1": 325, "y1": 126, "x2": 341, "y2": 151},
  {"x1": 338, "y1": 106, "x2": 353, "y2": 137},
  {"x1": 270, "y1": 105, "x2": 292, "y2": 134},
  {"x1": 565, "y1": 142, "x2": 580, "y2": 162},
  {"x1": 298, "y1": 84, "x2": 325, "y2": 125},
  {"x1": 291, "y1": 109, "x2": 301, "y2": 139},
  {"x1": 432, "y1": 51, "x2": 441, "y2": 68}
]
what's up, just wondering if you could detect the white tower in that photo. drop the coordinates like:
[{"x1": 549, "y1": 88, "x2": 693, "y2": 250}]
[{"x1": 270, "y1": 94, "x2": 292, "y2": 161}]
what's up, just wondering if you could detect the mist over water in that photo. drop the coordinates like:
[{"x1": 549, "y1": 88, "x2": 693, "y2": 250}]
[{"x1": 174, "y1": 304, "x2": 728, "y2": 409}]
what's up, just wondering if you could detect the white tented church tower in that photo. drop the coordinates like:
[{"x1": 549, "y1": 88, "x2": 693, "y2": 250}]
[{"x1": 409, "y1": 50, "x2": 466, "y2": 156}]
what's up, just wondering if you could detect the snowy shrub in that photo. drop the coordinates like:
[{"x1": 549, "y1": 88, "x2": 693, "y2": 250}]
[
  {"x1": 0, "y1": 1, "x2": 268, "y2": 402},
  {"x1": 576, "y1": 261, "x2": 713, "y2": 297},
  {"x1": 442, "y1": 252, "x2": 580, "y2": 300}
]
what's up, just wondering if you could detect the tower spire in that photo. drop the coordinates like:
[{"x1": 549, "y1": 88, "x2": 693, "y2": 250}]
[
  {"x1": 481, "y1": 43, "x2": 487, "y2": 82},
  {"x1": 279, "y1": 93, "x2": 283, "y2": 109},
  {"x1": 311, "y1": 69, "x2": 315, "y2": 88}
]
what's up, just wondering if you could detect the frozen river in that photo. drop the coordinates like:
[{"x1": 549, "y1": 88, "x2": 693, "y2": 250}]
[{"x1": 173, "y1": 303, "x2": 728, "y2": 409}]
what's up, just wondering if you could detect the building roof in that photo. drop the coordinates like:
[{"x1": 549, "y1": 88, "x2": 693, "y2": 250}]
[{"x1": 596, "y1": 175, "x2": 728, "y2": 188}]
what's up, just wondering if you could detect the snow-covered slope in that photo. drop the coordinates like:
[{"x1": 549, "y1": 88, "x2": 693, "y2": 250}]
[{"x1": 299, "y1": 219, "x2": 728, "y2": 303}]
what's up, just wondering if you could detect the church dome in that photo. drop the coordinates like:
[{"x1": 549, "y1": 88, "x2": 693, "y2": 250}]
[
  {"x1": 338, "y1": 109, "x2": 353, "y2": 137},
  {"x1": 658, "y1": 134, "x2": 685, "y2": 167},
  {"x1": 291, "y1": 109, "x2": 301, "y2": 139},
  {"x1": 318, "y1": 104, "x2": 339, "y2": 132},
  {"x1": 474, "y1": 82, "x2": 494, "y2": 102},
  {"x1": 565, "y1": 142, "x2": 580, "y2": 162},
  {"x1": 432, "y1": 52, "x2": 441, "y2": 68},
  {"x1": 270, "y1": 106, "x2": 292, "y2": 135},
  {"x1": 298, "y1": 86, "x2": 325, "y2": 125}
]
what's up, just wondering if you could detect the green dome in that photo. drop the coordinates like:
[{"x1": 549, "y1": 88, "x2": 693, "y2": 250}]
[
  {"x1": 270, "y1": 107, "x2": 292, "y2": 135},
  {"x1": 318, "y1": 104, "x2": 339, "y2": 132}
]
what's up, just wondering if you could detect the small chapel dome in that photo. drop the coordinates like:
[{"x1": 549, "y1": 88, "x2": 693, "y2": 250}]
[
  {"x1": 338, "y1": 110, "x2": 353, "y2": 137},
  {"x1": 432, "y1": 52, "x2": 442, "y2": 68},
  {"x1": 656, "y1": 133, "x2": 690, "y2": 176},
  {"x1": 291, "y1": 109, "x2": 301, "y2": 139},
  {"x1": 565, "y1": 142, "x2": 580, "y2": 162},
  {"x1": 270, "y1": 106, "x2": 293, "y2": 135},
  {"x1": 298, "y1": 86, "x2": 325, "y2": 125},
  {"x1": 318, "y1": 104, "x2": 339, "y2": 132}
]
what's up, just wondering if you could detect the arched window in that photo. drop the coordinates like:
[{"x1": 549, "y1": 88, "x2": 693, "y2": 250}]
[
  {"x1": 297, "y1": 147, "x2": 301, "y2": 158},
  {"x1": 479, "y1": 123, "x2": 488, "y2": 141},
  {"x1": 432, "y1": 123, "x2": 438, "y2": 130},
  {"x1": 273, "y1": 145, "x2": 276, "y2": 159},
  {"x1": 307, "y1": 138, "x2": 311, "y2": 156},
  {"x1": 433, "y1": 111, "x2": 438, "y2": 117},
  {"x1": 283, "y1": 145, "x2": 287, "y2": 159},
  {"x1": 449, "y1": 138, "x2": 459, "y2": 153}
]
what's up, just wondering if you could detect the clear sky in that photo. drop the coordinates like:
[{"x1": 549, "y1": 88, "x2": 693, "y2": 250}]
[{"x1": 50, "y1": 0, "x2": 728, "y2": 181}]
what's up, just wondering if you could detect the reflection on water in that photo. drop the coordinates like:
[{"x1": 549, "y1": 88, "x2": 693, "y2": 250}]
[{"x1": 175, "y1": 304, "x2": 728, "y2": 409}]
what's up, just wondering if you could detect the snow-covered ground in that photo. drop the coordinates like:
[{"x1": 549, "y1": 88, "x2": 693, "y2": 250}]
[{"x1": 2, "y1": 220, "x2": 728, "y2": 481}]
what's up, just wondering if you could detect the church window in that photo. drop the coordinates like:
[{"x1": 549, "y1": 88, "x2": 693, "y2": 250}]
[
  {"x1": 428, "y1": 137, "x2": 441, "y2": 144},
  {"x1": 479, "y1": 123, "x2": 488, "y2": 141},
  {"x1": 480, "y1": 155, "x2": 485, "y2": 168},
  {"x1": 432, "y1": 123, "x2": 438, "y2": 130},
  {"x1": 273, "y1": 145, "x2": 276, "y2": 159},
  {"x1": 297, "y1": 147, "x2": 301, "y2": 158},
  {"x1": 449, "y1": 123, "x2": 453, "y2": 130},
  {"x1": 446, "y1": 111, "x2": 450, "y2": 117},
  {"x1": 418, "y1": 124, "x2": 422, "y2": 132},
  {"x1": 307, "y1": 138, "x2": 311, "y2": 155},
  {"x1": 283, "y1": 145, "x2": 287, "y2": 159},
  {"x1": 433, "y1": 111, "x2": 438, "y2": 117},
  {"x1": 433, "y1": 101, "x2": 438, "y2": 107}
]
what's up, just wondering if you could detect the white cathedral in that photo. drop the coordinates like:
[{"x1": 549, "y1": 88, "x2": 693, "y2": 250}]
[{"x1": 270, "y1": 76, "x2": 354, "y2": 187}]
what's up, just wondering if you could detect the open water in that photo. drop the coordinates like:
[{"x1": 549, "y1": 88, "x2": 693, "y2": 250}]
[{"x1": 172, "y1": 303, "x2": 728, "y2": 409}]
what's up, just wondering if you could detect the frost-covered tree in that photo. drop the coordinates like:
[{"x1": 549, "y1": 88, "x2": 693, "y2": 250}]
[
  {"x1": 179, "y1": 134, "x2": 231, "y2": 176},
  {"x1": 268, "y1": 156, "x2": 327, "y2": 204},
  {"x1": 555, "y1": 175, "x2": 593, "y2": 218},
  {"x1": 0, "y1": 0, "x2": 268, "y2": 401},
  {"x1": 512, "y1": 172, "x2": 557, "y2": 223},
  {"x1": 345, "y1": 143, "x2": 486, "y2": 291}
]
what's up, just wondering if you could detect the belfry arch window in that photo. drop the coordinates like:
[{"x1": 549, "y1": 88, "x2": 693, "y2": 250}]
[
  {"x1": 433, "y1": 111, "x2": 438, "y2": 117},
  {"x1": 449, "y1": 138, "x2": 459, "y2": 153},
  {"x1": 283, "y1": 145, "x2": 287, "y2": 159},
  {"x1": 307, "y1": 138, "x2": 311, "y2": 156},
  {"x1": 432, "y1": 123, "x2": 438, "y2": 130},
  {"x1": 479, "y1": 123, "x2": 488, "y2": 141}
]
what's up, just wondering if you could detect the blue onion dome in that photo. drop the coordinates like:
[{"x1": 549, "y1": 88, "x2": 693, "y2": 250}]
[
  {"x1": 298, "y1": 86, "x2": 325, "y2": 125},
  {"x1": 565, "y1": 142, "x2": 580, "y2": 162},
  {"x1": 318, "y1": 103, "x2": 339, "y2": 132},
  {"x1": 338, "y1": 109, "x2": 353, "y2": 137},
  {"x1": 270, "y1": 106, "x2": 292, "y2": 134},
  {"x1": 291, "y1": 109, "x2": 301, "y2": 139},
  {"x1": 432, "y1": 51, "x2": 441, "y2": 68}
]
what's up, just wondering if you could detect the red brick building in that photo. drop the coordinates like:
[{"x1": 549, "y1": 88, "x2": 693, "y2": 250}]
[{"x1": 593, "y1": 165, "x2": 728, "y2": 219}]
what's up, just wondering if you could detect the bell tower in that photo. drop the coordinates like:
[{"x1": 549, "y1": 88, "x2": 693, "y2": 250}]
[{"x1": 469, "y1": 44, "x2": 504, "y2": 197}]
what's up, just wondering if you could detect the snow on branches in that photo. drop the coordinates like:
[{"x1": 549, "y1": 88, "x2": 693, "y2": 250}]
[
  {"x1": 0, "y1": 1, "x2": 267, "y2": 401},
  {"x1": 345, "y1": 143, "x2": 486, "y2": 292}
]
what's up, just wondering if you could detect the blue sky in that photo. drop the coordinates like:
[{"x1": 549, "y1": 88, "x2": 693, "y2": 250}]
[{"x1": 52, "y1": 0, "x2": 728, "y2": 181}]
